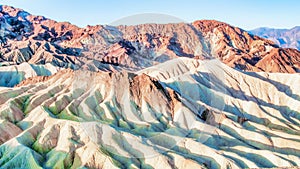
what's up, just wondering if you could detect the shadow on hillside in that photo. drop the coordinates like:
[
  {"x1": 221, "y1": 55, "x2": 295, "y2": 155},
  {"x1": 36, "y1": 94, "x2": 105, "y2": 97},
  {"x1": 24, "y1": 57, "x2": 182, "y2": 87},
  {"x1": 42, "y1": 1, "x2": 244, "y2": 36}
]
[
  {"x1": 0, "y1": 71, "x2": 25, "y2": 87},
  {"x1": 30, "y1": 64, "x2": 52, "y2": 76}
]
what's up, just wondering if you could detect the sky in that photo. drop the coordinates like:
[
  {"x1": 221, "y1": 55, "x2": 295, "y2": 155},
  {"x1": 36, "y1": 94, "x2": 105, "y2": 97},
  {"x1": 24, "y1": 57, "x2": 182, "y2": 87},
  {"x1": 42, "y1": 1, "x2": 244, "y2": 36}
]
[{"x1": 0, "y1": 0, "x2": 299, "y2": 30}]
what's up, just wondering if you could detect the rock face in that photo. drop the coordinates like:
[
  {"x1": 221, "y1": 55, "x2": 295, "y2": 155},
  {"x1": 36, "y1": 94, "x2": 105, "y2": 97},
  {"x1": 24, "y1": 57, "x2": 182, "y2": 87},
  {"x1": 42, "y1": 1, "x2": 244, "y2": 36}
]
[
  {"x1": 250, "y1": 26, "x2": 300, "y2": 50},
  {"x1": 0, "y1": 5, "x2": 300, "y2": 169},
  {"x1": 0, "y1": 58, "x2": 300, "y2": 168},
  {"x1": 0, "y1": 5, "x2": 300, "y2": 73}
]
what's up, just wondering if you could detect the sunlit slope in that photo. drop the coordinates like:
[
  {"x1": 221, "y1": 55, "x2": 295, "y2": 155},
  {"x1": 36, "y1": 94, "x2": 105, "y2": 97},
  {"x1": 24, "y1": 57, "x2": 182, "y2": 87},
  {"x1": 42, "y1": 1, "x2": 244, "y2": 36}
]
[{"x1": 0, "y1": 58, "x2": 299, "y2": 168}]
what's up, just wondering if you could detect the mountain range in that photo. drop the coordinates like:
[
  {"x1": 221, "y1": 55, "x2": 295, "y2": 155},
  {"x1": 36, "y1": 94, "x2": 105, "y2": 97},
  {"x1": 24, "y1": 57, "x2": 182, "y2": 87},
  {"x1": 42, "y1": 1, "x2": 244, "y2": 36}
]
[
  {"x1": 0, "y1": 5, "x2": 300, "y2": 169},
  {"x1": 250, "y1": 26, "x2": 300, "y2": 50},
  {"x1": 0, "y1": 5, "x2": 300, "y2": 77}
]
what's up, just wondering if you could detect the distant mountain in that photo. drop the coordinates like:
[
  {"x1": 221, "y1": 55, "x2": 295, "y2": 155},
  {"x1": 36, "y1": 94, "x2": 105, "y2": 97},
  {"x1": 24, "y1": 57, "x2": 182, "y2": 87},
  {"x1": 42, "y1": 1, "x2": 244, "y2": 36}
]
[{"x1": 250, "y1": 26, "x2": 300, "y2": 50}]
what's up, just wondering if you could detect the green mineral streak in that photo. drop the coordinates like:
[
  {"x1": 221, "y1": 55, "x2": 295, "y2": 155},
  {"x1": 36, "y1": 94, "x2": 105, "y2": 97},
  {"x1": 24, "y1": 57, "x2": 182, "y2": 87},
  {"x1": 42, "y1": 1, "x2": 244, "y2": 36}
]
[
  {"x1": 45, "y1": 150, "x2": 73, "y2": 169},
  {"x1": 58, "y1": 109, "x2": 80, "y2": 121}
]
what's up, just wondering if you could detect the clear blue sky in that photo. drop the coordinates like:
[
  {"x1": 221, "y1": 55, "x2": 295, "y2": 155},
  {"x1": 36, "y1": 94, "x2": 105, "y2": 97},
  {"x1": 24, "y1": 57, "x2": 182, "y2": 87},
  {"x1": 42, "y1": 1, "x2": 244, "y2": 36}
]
[{"x1": 0, "y1": 0, "x2": 299, "y2": 30}]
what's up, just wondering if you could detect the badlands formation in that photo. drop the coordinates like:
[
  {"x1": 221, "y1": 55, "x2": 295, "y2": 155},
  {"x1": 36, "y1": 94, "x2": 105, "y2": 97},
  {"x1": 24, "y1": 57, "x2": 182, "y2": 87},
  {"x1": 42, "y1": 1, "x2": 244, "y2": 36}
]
[{"x1": 0, "y1": 5, "x2": 299, "y2": 169}]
